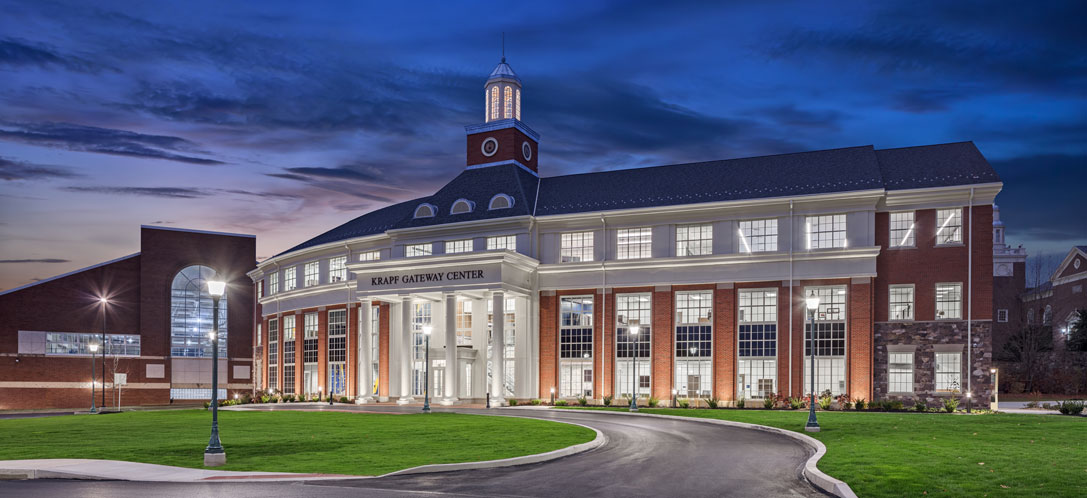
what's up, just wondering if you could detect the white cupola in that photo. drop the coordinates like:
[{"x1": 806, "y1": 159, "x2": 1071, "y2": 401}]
[{"x1": 485, "y1": 56, "x2": 522, "y2": 122}]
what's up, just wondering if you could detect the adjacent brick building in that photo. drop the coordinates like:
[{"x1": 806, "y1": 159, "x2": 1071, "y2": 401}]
[{"x1": 0, "y1": 226, "x2": 256, "y2": 410}]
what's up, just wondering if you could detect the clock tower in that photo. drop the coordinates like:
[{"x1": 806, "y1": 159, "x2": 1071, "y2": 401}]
[{"x1": 465, "y1": 56, "x2": 540, "y2": 174}]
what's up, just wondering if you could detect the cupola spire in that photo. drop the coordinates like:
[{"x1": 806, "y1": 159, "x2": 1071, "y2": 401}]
[{"x1": 485, "y1": 35, "x2": 521, "y2": 123}]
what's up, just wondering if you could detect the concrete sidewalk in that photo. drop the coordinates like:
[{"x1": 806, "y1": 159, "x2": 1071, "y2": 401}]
[{"x1": 0, "y1": 459, "x2": 351, "y2": 482}]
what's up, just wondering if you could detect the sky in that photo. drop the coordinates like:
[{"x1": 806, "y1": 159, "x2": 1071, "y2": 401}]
[{"x1": 0, "y1": 0, "x2": 1084, "y2": 291}]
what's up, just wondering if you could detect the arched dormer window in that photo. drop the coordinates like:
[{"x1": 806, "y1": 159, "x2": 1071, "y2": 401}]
[
  {"x1": 414, "y1": 203, "x2": 437, "y2": 219},
  {"x1": 489, "y1": 193, "x2": 514, "y2": 210},
  {"x1": 450, "y1": 198, "x2": 475, "y2": 215},
  {"x1": 504, "y1": 86, "x2": 513, "y2": 119}
]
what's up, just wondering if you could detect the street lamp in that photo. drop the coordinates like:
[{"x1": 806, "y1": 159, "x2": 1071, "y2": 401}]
[
  {"x1": 804, "y1": 291, "x2": 821, "y2": 433},
  {"x1": 689, "y1": 345, "x2": 698, "y2": 403},
  {"x1": 550, "y1": 386, "x2": 556, "y2": 405},
  {"x1": 88, "y1": 342, "x2": 99, "y2": 414},
  {"x1": 990, "y1": 368, "x2": 999, "y2": 411},
  {"x1": 671, "y1": 388, "x2": 677, "y2": 408},
  {"x1": 629, "y1": 325, "x2": 640, "y2": 412},
  {"x1": 422, "y1": 326, "x2": 432, "y2": 413},
  {"x1": 204, "y1": 279, "x2": 226, "y2": 466},
  {"x1": 98, "y1": 297, "x2": 108, "y2": 410}
]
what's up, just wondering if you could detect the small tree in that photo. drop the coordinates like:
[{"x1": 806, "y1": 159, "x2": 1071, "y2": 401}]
[
  {"x1": 1000, "y1": 325, "x2": 1053, "y2": 392},
  {"x1": 1065, "y1": 309, "x2": 1087, "y2": 352}
]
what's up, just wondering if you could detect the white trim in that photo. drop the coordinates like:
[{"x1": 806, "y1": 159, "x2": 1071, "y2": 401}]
[
  {"x1": 464, "y1": 119, "x2": 541, "y2": 141},
  {"x1": 413, "y1": 203, "x2": 437, "y2": 219},
  {"x1": 538, "y1": 247, "x2": 881, "y2": 274},
  {"x1": 466, "y1": 159, "x2": 539, "y2": 177},
  {"x1": 0, "y1": 253, "x2": 140, "y2": 297},
  {"x1": 140, "y1": 225, "x2": 255, "y2": 239},
  {"x1": 489, "y1": 193, "x2": 515, "y2": 211}
]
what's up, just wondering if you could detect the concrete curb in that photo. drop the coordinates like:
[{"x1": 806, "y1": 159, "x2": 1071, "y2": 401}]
[
  {"x1": 0, "y1": 411, "x2": 604, "y2": 482},
  {"x1": 551, "y1": 408, "x2": 857, "y2": 498}
]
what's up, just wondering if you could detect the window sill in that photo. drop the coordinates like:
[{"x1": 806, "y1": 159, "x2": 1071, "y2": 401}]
[
  {"x1": 887, "y1": 391, "x2": 914, "y2": 396},
  {"x1": 887, "y1": 245, "x2": 916, "y2": 250},
  {"x1": 934, "y1": 243, "x2": 965, "y2": 248},
  {"x1": 888, "y1": 319, "x2": 915, "y2": 323}
]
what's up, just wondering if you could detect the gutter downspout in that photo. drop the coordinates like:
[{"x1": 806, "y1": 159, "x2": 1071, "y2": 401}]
[
  {"x1": 967, "y1": 188, "x2": 974, "y2": 394},
  {"x1": 789, "y1": 200, "x2": 794, "y2": 396},
  {"x1": 600, "y1": 214, "x2": 607, "y2": 400}
]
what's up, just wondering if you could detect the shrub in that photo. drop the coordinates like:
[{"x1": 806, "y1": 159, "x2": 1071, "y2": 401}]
[
  {"x1": 678, "y1": 399, "x2": 690, "y2": 408},
  {"x1": 648, "y1": 397, "x2": 660, "y2": 407},
  {"x1": 1041, "y1": 402, "x2": 1057, "y2": 410},
  {"x1": 603, "y1": 395, "x2": 613, "y2": 406},
  {"x1": 508, "y1": 398, "x2": 519, "y2": 406},
  {"x1": 835, "y1": 393, "x2": 851, "y2": 410},
  {"x1": 890, "y1": 400, "x2": 904, "y2": 411},
  {"x1": 914, "y1": 400, "x2": 927, "y2": 412},
  {"x1": 554, "y1": 400, "x2": 569, "y2": 407},
  {"x1": 531, "y1": 398, "x2": 541, "y2": 406},
  {"x1": 260, "y1": 395, "x2": 270, "y2": 403},
  {"x1": 854, "y1": 398, "x2": 866, "y2": 410},
  {"x1": 1057, "y1": 400, "x2": 1084, "y2": 416},
  {"x1": 577, "y1": 396, "x2": 588, "y2": 406},
  {"x1": 340, "y1": 396, "x2": 350, "y2": 403},
  {"x1": 707, "y1": 397, "x2": 720, "y2": 409},
  {"x1": 943, "y1": 397, "x2": 959, "y2": 413},
  {"x1": 1024, "y1": 400, "x2": 1039, "y2": 409},
  {"x1": 789, "y1": 397, "x2": 804, "y2": 410},
  {"x1": 818, "y1": 396, "x2": 832, "y2": 410},
  {"x1": 763, "y1": 396, "x2": 774, "y2": 409},
  {"x1": 203, "y1": 401, "x2": 211, "y2": 409}
]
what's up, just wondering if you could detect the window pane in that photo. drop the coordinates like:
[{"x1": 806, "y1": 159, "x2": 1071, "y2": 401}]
[
  {"x1": 617, "y1": 228, "x2": 652, "y2": 260},
  {"x1": 936, "y1": 208, "x2": 963, "y2": 244},
  {"x1": 170, "y1": 265, "x2": 227, "y2": 357},
  {"x1": 738, "y1": 219, "x2": 778, "y2": 253},
  {"x1": 676, "y1": 224, "x2": 713, "y2": 256},
  {"x1": 560, "y1": 231, "x2": 594, "y2": 262},
  {"x1": 806, "y1": 214, "x2": 847, "y2": 249},
  {"x1": 889, "y1": 211, "x2": 915, "y2": 247}
]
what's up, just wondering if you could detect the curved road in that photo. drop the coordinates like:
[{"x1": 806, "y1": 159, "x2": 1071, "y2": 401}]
[{"x1": 0, "y1": 405, "x2": 826, "y2": 497}]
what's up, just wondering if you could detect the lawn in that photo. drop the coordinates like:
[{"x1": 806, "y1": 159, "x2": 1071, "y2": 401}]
[
  {"x1": 565, "y1": 406, "x2": 1086, "y2": 497},
  {"x1": 0, "y1": 409, "x2": 595, "y2": 476}
]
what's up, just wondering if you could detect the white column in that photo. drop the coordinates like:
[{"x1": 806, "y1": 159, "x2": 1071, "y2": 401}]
[
  {"x1": 442, "y1": 293, "x2": 459, "y2": 404},
  {"x1": 472, "y1": 298, "x2": 487, "y2": 399},
  {"x1": 515, "y1": 296, "x2": 531, "y2": 398},
  {"x1": 397, "y1": 296, "x2": 415, "y2": 404},
  {"x1": 491, "y1": 291, "x2": 506, "y2": 405},
  {"x1": 356, "y1": 300, "x2": 373, "y2": 403}
]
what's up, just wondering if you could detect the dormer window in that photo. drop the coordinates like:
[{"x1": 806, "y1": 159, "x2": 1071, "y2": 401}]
[
  {"x1": 489, "y1": 193, "x2": 514, "y2": 210},
  {"x1": 451, "y1": 199, "x2": 475, "y2": 215},
  {"x1": 414, "y1": 203, "x2": 437, "y2": 219}
]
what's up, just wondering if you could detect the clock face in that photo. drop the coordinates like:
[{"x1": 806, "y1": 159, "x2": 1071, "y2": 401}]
[
  {"x1": 522, "y1": 141, "x2": 532, "y2": 161},
  {"x1": 481, "y1": 137, "x2": 498, "y2": 157}
]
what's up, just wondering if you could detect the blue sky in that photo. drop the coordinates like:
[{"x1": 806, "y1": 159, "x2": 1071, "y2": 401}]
[{"x1": 0, "y1": 0, "x2": 1084, "y2": 290}]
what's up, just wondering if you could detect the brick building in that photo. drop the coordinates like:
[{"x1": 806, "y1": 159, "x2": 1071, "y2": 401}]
[
  {"x1": 1021, "y1": 246, "x2": 1087, "y2": 348},
  {"x1": 248, "y1": 57, "x2": 999, "y2": 408},
  {"x1": 0, "y1": 226, "x2": 256, "y2": 410}
]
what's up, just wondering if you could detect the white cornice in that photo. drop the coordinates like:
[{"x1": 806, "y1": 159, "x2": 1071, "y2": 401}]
[
  {"x1": 250, "y1": 233, "x2": 389, "y2": 277},
  {"x1": 386, "y1": 215, "x2": 533, "y2": 238},
  {"x1": 879, "y1": 182, "x2": 1002, "y2": 209},
  {"x1": 347, "y1": 249, "x2": 540, "y2": 274},
  {"x1": 537, "y1": 246, "x2": 881, "y2": 274},
  {"x1": 257, "y1": 281, "x2": 353, "y2": 307}
]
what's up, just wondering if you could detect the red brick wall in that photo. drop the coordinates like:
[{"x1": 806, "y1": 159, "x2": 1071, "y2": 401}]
[
  {"x1": 713, "y1": 286, "x2": 736, "y2": 401},
  {"x1": 466, "y1": 126, "x2": 538, "y2": 172},
  {"x1": 651, "y1": 288, "x2": 674, "y2": 400},
  {"x1": 849, "y1": 279, "x2": 873, "y2": 401},
  {"x1": 379, "y1": 302, "x2": 390, "y2": 398},
  {"x1": 538, "y1": 293, "x2": 557, "y2": 399},
  {"x1": 601, "y1": 291, "x2": 616, "y2": 398}
]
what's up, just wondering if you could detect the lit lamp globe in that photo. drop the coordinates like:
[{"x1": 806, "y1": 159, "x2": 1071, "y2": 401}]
[
  {"x1": 805, "y1": 293, "x2": 820, "y2": 311},
  {"x1": 207, "y1": 280, "x2": 227, "y2": 298},
  {"x1": 88, "y1": 343, "x2": 99, "y2": 353}
]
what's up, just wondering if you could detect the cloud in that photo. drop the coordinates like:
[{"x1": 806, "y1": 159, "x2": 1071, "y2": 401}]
[
  {"x1": 0, "y1": 38, "x2": 111, "y2": 73},
  {"x1": 0, "y1": 258, "x2": 70, "y2": 263},
  {"x1": 990, "y1": 154, "x2": 1087, "y2": 247},
  {"x1": 0, "y1": 156, "x2": 80, "y2": 181},
  {"x1": 891, "y1": 89, "x2": 966, "y2": 113},
  {"x1": 0, "y1": 122, "x2": 224, "y2": 165},
  {"x1": 283, "y1": 166, "x2": 383, "y2": 183},
  {"x1": 63, "y1": 186, "x2": 209, "y2": 198}
]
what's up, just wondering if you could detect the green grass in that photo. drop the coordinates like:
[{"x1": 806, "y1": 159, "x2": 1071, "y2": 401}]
[
  {"x1": 0, "y1": 409, "x2": 595, "y2": 475},
  {"x1": 564, "y1": 407, "x2": 1086, "y2": 497}
]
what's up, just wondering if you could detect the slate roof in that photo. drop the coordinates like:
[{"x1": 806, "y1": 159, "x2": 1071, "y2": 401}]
[{"x1": 273, "y1": 141, "x2": 1000, "y2": 258}]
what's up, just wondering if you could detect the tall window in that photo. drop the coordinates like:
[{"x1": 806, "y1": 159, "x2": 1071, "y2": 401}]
[
  {"x1": 738, "y1": 289, "x2": 777, "y2": 399},
  {"x1": 304, "y1": 261, "x2": 319, "y2": 287},
  {"x1": 303, "y1": 313, "x2": 319, "y2": 395},
  {"x1": 561, "y1": 231, "x2": 594, "y2": 262},
  {"x1": 445, "y1": 239, "x2": 472, "y2": 254},
  {"x1": 359, "y1": 250, "x2": 380, "y2": 261},
  {"x1": 503, "y1": 86, "x2": 513, "y2": 119},
  {"x1": 412, "y1": 303, "x2": 431, "y2": 396},
  {"x1": 889, "y1": 211, "x2": 915, "y2": 247},
  {"x1": 406, "y1": 243, "x2": 432, "y2": 257},
  {"x1": 284, "y1": 267, "x2": 297, "y2": 291},
  {"x1": 329, "y1": 256, "x2": 347, "y2": 283},
  {"x1": 43, "y1": 332, "x2": 140, "y2": 356},
  {"x1": 676, "y1": 224, "x2": 713, "y2": 256},
  {"x1": 935, "y1": 283, "x2": 962, "y2": 319},
  {"x1": 489, "y1": 86, "x2": 499, "y2": 121},
  {"x1": 888, "y1": 352, "x2": 914, "y2": 393},
  {"x1": 170, "y1": 265, "x2": 227, "y2": 357},
  {"x1": 889, "y1": 285, "x2": 914, "y2": 320},
  {"x1": 282, "y1": 315, "x2": 296, "y2": 395},
  {"x1": 328, "y1": 310, "x2": 346, "y2": 396},
  {"x1": 487, "y1": 235, "x2": 516, "y2": 251},
  {"x1": 803, "y1": 286, "x2": 847, "y2": 396},
  {"x1": 370, "y1": 306, "x2": 380, "y2": 395},
  {"x1": 559, "y1": 296, "x2": 594, "y2": 398},
  {"x1": 268, "y1": 273, "x2": 278, "y2": 295},
  {"x1": 934, "y1": 352, "x2": 961, "y2": 391},
  {"x1": 456, "y1": 300, "x2": 473, "y2": 346},
  {"x1": 806, "y1": 214, "x2": 847, "y2": 249},
  {"x1": 935, "y1": 208, "x2": 963, "y2": 245},
  {"x1": 267, "y1": 318, "x2": 278, "y2": 392},
  {"x1": 515, "y1": 89, "x2": 521, "y2": 120},
  {"x1": 258, "y1": 280, "x2": 264, "y2": 299},
  {"x1": 617, "y1": 227, "x2": 652, "y2": 260},
  {"x1": 615, "y1": 294, "x2": 651, "y2": 398},
  {"x1": 1043, "y1": 305, "x2": 1052, "y2": 326},
  {"x1": 487, "y1": 297, "x2": 517, "y2": 397},
  {"x1": 675, "y1": 291, "x2": 712, "y2": 397},
  {"x1": 738, "y1": 219, "x2": 778, "y2": 253}
]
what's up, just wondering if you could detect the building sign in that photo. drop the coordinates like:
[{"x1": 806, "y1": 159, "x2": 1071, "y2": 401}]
[{"x1": 369, "y1": 269, "x2": 486, "y2": 287}]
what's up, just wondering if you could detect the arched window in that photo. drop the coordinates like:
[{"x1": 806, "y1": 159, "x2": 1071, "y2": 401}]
[
  {"x1": 489, "y1": 193, "x2": 514, "y2": 210},
  {"x1": 450, "y1": 198, "x2": 475, "y2": 215},
  {"x1": 515, "y1": 89, "x2": 521, "y2": 120},
  {"x1": 1027, "y1": 308, "x2": 1035, "y2": 325},
  {"x1": 1043, "y1": 305, "x2": 1052, "y2": 325},
  {"x1": 490, "y1": 86, "x2": 499, "y2": 121},
  {"x1": 504, "y1": 86, "x2": 513, "y2": 119},
  {"x1": 414, "y1": 203, "x2": 436, "y2": 219},
  {"x1": 484, "y1": 88, "x2": 490, "y2": 121},
  {"x1": 171, "y1": 265, "x2": 227, "y2": 357}
]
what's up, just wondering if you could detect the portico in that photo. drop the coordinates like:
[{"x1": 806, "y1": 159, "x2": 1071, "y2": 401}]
[{"x1": 348, "y1": 251, "x2": 539, "y2": 406}]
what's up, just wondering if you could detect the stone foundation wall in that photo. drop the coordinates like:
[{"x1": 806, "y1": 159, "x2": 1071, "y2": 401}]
[{"x1": 873, "y1": 320, "x2": 992, "y2": 406}]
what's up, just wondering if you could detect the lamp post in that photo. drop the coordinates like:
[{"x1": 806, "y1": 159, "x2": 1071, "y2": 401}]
[
  {"x1": 689, "y1": 345, "x2": 698, "y2": 402},
  {"x1": 966, "y1": 392, "x2": 972, "y2": 413},
  {"x1": 88, "y1": 342, "x2": 99, "y2": 414},
  {"x1": 805, "y1": 291, "x2": 821, "y2": 433},
  {"x1": 98, "y1": 297, "x2": 108, "y2": 410},
  {"x1": 204, "y1": 279, "x2": 226, "y2": 466},
  {"x1": 671, "y1": 388, "x2": 677, "y2": 408},
  {"x1": 990, "y1": 368, "x2": 999, "y2": 411},
  {"x1": 550, "y1": 386, "x2": 555, "y2": 405},
  {"x1": 629, "y1": 325, "x2": 640, "y2": 412},
  {"x1": 422, "y1": 326, "x2": 432, "y2": 413}
]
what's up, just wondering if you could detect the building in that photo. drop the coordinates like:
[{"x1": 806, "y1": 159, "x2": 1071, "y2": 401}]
[
  {"x1": 0, "y1": 226, "x2": 256, "y2": 410},
  {"x1": 248, "y1": 57, "x2": 1000, "y2": 407},
  {"x1": 991, "y1": 205, "x2": 1028, "y2": 353},
  {"x1": 1021, "y1": 246, "x2": 1087, "y2": 347}
]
